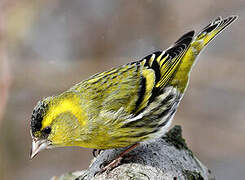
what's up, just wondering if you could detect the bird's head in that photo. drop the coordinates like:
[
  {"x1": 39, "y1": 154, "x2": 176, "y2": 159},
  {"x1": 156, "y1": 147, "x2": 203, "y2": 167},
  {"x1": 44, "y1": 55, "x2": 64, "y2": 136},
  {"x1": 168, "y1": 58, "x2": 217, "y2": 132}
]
[
  {"x1": 30, "y1": 93, "x2": 87, "y2": 159},
  {"x1": 30, "y1": 98, "x2": 52, "y2": 159}
]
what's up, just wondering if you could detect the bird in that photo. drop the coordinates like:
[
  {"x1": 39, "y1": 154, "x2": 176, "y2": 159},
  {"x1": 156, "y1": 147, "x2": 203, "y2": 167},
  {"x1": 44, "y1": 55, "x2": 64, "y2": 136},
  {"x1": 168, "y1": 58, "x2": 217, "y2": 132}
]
[{"x1": 30, "y1": 15, "x2": 238, "y2": 172}]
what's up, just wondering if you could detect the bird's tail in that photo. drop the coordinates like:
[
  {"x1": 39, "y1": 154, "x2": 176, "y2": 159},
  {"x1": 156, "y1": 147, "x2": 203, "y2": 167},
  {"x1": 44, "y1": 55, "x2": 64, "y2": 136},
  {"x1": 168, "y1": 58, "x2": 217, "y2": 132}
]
[
  {"x1": 194, "y1": 15, "x2": 238, "y2": 51},
  {"x1": 170, "y1": 15, "x2": 238, "y2": 93}
]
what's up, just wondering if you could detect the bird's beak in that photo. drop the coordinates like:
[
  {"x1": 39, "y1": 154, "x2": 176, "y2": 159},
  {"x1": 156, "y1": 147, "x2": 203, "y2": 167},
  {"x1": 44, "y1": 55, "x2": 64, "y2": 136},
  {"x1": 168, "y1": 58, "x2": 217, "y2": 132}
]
[{"x1": 30, "y1": 139, "x2": 50, "y2": 159}]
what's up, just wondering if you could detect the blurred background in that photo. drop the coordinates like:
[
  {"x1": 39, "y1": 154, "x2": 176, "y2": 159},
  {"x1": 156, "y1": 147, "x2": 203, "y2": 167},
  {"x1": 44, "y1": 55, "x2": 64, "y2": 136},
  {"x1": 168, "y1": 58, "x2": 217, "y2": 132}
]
[{"x1": 1, "y1": 0, "x2": 245, "y2": 179}]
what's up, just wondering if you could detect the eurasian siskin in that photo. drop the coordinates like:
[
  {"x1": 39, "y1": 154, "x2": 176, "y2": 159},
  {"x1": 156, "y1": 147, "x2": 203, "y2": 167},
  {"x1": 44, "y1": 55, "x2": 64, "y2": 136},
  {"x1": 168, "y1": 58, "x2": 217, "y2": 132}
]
[{"x1": 30, "y1": 15, "x2": 238, "y2": 171}]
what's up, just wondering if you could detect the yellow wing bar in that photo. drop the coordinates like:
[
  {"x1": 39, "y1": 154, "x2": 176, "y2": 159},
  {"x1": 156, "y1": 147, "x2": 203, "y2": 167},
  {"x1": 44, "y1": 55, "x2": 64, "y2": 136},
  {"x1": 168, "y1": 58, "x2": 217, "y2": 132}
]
[{"x1": 139, "y1": 31, "x2": 194, "y2": 89}]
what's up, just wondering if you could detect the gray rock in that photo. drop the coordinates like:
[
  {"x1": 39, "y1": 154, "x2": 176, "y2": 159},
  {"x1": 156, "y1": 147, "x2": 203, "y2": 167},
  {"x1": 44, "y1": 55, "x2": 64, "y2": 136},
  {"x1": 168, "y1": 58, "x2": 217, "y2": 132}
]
[{"x1": 52, "y1": 126, "x2": 214, "y2": 180}]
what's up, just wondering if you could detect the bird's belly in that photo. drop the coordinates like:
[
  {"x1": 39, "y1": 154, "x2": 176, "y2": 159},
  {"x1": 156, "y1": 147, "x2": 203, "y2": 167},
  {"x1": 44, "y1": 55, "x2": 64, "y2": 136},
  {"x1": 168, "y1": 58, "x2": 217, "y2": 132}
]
[
  {"x1": 75, "y1": 87, "x2": 182, "y2": 149},
  {"x1": 71, "y1": 134, "x2": 142, "y2": 150}
]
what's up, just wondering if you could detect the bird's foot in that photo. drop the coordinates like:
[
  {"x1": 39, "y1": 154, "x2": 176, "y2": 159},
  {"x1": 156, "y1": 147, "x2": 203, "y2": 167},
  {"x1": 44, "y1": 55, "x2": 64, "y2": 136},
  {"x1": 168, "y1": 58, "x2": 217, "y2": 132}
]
[
  {"x1": 92, "y1": 149, "x2": 103, "y2": 157},
  {"x1": 98, "y1": 156, "x2": 123, "y2": 175},
  {"x1": 94, "y1": 143, "x2": 139, "y2": 176}
]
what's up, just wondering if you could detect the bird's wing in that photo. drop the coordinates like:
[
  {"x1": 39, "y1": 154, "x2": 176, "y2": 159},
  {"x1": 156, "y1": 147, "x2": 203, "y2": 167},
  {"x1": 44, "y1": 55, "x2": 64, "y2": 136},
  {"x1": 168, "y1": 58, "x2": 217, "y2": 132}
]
[
  {"x1": 74, "y1": 31, "x2": 194, "y2": 117},
  {"x1": 132, "y1": 31, "x2": 194, "y2": 114},
  {"x1": 73, "y1": 63, "x2": 143, "y2": 116}
]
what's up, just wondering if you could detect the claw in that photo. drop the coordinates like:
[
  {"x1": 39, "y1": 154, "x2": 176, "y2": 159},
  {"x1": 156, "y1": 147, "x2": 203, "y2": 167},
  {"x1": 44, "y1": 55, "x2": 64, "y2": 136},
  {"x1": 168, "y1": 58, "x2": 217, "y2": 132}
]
[
  {"x1": 92, "y1": 149, "x2": 97, "y2": 157},
  {"x1": 96, "y1": 156, "x2": 123, "y2": 175},
  {"x1": 94, "y1": 143, "x2": 139, "y2": 176},
  {"x1": 102, "y1": 156, "x2": 123, "y2": 173},
  {"x1": 92, "y1": 149, "x2": 103, "y2": 157}
]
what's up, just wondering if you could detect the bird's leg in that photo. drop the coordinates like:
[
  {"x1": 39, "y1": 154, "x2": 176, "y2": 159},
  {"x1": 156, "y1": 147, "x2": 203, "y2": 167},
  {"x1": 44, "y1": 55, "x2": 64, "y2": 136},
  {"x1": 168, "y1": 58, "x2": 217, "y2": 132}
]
[{"x1": 98, "y1": 143, "x2": 139, "y2": 174}]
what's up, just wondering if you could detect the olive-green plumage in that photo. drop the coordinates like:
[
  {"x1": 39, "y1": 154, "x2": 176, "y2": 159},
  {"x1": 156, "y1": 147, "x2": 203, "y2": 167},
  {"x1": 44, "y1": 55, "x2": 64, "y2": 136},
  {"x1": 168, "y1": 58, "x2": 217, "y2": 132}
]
[{"x1": 30, "y1": 16, "x2": 237, "y2": 155}]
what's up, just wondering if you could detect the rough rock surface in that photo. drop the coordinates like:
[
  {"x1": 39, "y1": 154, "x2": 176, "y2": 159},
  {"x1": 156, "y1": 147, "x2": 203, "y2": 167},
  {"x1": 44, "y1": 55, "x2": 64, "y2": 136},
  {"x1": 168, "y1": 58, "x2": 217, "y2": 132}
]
[{"x1": 52, "y1": 126, "x2": 215, "y2": 180}]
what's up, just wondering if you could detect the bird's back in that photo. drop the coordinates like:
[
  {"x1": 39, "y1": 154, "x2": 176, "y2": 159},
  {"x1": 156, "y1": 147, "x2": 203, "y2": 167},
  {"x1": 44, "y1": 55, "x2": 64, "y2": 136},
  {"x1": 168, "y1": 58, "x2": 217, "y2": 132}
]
[{"x1": 71, "y1": 31, "x2": 193, "y2": 118}]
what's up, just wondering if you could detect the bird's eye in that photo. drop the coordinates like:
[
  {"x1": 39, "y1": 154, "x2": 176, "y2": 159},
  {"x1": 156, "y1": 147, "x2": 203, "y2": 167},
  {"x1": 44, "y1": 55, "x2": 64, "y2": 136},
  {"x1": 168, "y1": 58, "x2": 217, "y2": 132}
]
[{"x1": 43, "y1": 126, "x2": 51, "y2": 134}]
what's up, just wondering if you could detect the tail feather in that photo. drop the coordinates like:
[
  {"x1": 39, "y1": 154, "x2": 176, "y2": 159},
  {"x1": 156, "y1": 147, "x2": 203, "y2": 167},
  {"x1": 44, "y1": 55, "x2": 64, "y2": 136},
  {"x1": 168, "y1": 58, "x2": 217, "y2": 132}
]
[
  {"x1": 169, "y1": 15, "x2": 238, "y2": 93},
  {"x1": 195, "y1": 15, "x2": 238, "y2": 47},
  {"x1": 175, "y1": 30, "x2": 195, "y2": 44}
]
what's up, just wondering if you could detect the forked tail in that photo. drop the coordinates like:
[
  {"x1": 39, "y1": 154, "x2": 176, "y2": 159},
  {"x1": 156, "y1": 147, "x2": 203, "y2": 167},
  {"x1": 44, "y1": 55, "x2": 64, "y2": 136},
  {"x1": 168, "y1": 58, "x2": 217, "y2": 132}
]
[
  {"x1": 170, "y1": 15, "x2": 238, "y2": 92},
  {"x1": 194, "y1": 15, "x2": 238, "y2": 50}
]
